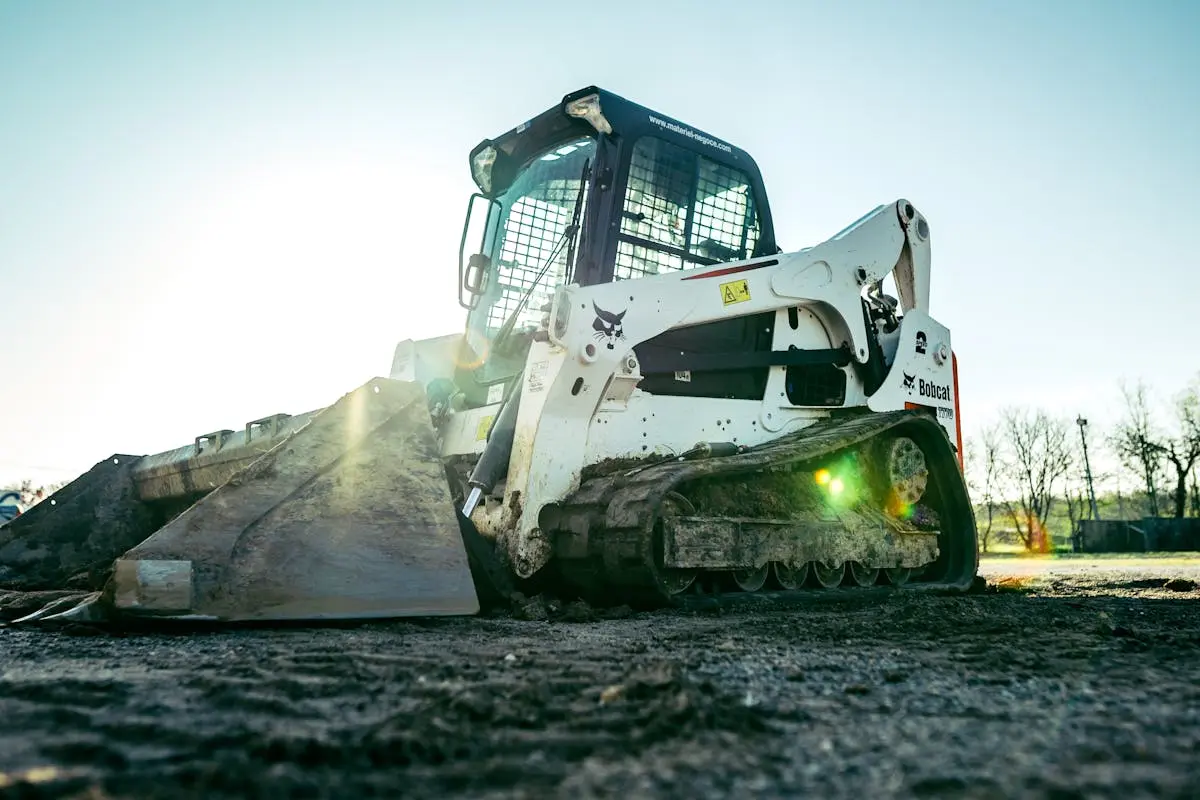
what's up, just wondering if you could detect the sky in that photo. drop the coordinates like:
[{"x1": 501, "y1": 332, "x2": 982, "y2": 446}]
[{"x1": 1, "y1": 0, "x2": 1197, "y2": 488}]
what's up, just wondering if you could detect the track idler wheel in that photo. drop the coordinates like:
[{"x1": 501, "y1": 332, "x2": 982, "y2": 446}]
[
  {"x1": 885, "y1": 567, "x2": 912, "y2": 586},
  {"x1": 872, "y1": 434, "x2": 930, "y2": 512},
  {"x1": 649, "y1": 492, "x2": 699, "y2": 596}
]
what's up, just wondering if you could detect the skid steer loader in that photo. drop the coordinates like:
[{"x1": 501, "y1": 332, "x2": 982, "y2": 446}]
[{"x1": 1, "y1": 86, "x2": 977, "y2": 624}]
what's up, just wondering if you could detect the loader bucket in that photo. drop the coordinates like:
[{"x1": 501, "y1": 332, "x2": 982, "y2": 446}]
[{"x1": 99, "y1": 377, "x2": 479, "y2": 622}]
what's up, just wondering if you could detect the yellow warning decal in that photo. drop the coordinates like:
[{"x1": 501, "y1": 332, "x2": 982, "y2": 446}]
[
  {"x1": 476, "y1": 415, "x2": 494, "y2": 442},
  {"x1": 720, "y1": 278, "x2": 750, "y2": 305}
]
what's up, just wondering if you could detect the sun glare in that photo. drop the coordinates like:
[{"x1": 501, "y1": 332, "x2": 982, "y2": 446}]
[{"x1": 120, "y1": 154, "x2": 471, "y2": 456}]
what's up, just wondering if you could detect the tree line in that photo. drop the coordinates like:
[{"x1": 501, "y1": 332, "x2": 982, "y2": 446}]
[
  {"x1": 7, "y1": 374, "x2": 1199, "y2": 552},
  {"x1": 964, "y1": 372, "x2": 1200, "y2": 552}
]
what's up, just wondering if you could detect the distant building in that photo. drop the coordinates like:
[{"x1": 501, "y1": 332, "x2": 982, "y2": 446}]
[{"x1": 1074, "y1": 518, "x2": 1200, "y2": 552}]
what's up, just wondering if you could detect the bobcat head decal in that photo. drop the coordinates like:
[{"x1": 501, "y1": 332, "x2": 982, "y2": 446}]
[
  {"x1": 592, "y1": 302, "x2": 627, "y2": 350},
  {"x1": 902, "y1": 372, "x2": 916, "y2": 391}
]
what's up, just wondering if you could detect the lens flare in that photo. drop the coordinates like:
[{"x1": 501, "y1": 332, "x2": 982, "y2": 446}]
[
  {"x1": 884, "y1": 491, "x2": 914, "y2": 519},
  {"x1": 815, "y1": 468, "x2": 832, "y2": 486},
  {"x1": 829, "y1": 478, "x2": 845, "y2": 495},
  {"x1": 454, "y1": 331, "x2": 490, "y2": 370}
]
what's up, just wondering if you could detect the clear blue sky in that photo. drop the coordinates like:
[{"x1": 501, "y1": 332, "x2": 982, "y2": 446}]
[{"x1": 1, "y1": 0, "x2": 1197, "y2": 486}]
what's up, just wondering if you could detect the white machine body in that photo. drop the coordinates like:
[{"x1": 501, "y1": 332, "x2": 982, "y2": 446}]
[{"x1": 392, "y1": 199, "x2": 961, "y2": 578}]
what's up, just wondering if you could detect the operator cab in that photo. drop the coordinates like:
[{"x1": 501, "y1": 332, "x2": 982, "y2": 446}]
[{"x1": 456, "y1": 87, "x2": 779, "y2": 406}]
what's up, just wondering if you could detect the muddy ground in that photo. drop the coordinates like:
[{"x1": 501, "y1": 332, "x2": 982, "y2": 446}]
[{"x1": 2, "y1": 557, "x2": 1199, "y2": 799}]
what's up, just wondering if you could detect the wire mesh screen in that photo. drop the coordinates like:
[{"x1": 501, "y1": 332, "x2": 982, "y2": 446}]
[
  {"x1": 615, "y1": 136, "x2": 759, "y2": 281},
  {"x1": 620, "y1": 138, "x2": 691, "y2": 252},
  {"x1": 486, "y1": 140, "x2": 592, "y2": 332},
  {"x1": 616, "y1": 240, "x2": 683, "y2": 277},
  {"x1": 692, "y1": 159, "x2": 759, "y2": 263}
]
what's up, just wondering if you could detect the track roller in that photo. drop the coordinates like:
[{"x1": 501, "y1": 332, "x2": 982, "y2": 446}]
[
  {"x1": 811, "y1": 561, "x2": 846, "y2": 588},
  {"x1": 849, "y1": 562, "x2": 880, "y2": 587},
  {"x1": 772, "y1": 560, "x2": 809, "y2": 590},
  {"x1": 730, "y1": 564, "x2": 770, "y2": 592}
]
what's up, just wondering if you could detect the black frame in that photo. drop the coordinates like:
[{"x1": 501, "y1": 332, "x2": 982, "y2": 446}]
[{"x1": 465, "y1": 86, "x2": 778, "y2": 292}]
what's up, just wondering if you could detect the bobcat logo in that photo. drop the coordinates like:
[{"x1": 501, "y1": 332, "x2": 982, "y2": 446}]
[
  {"x1": 592, "y1": 302, "x2": 627, "y2": 350},
  {"x1": 902, "y1": 372, "x2": 916, "y2": 391}
]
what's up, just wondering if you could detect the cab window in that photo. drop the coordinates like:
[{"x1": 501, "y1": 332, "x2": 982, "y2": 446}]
[{"x1": 615, "y1": 136, "x2": 760, "y2": 280}]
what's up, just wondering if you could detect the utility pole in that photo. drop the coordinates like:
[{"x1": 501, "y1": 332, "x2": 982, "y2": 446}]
[{"x1": 1076, "y1": 415, "x2": 1100, "y2": 521}]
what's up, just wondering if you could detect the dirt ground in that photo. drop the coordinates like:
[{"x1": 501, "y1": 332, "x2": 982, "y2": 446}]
[{"x1": 2, "y1": 557, "x2": 1199, "y2": 799}]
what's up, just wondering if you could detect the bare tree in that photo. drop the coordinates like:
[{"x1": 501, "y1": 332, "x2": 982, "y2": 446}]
[
  {"x1": 1154, "y1": 376, "x2": 1200, "y2": 519},
  {"x1": 965, "y1": 424, "x2": 1003, "y2": 553},
  {"x1": 1109, "y1": 376, "x2": 1200, "y2": 519},
  {"x1": 1109, "y1": 380, "x2": 1166, "y2": 517},
  {"x1": 1190, "y1": 466, "x2": 1200, "y2": 518},
  {"x1": 998, "y1": 407, "x2": 1075, "y2": 552},
  {"x1": 1064, "y1": 481, "x2": 1086, "y2": 531}
]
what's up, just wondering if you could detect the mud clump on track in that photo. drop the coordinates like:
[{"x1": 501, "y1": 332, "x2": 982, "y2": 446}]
[{"x1": 2, "y1": 565, "x2": 1200, "y2": 799}]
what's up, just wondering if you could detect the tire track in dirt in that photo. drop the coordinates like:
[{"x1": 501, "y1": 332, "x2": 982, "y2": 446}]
[{"x1": 1, "y1": 569, "x2": 1198, "y2": 798}]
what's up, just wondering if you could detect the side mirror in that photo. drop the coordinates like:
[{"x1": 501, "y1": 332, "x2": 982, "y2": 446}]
[{"x1": 459, "y1": 193, "x2": 500, "y2": 310}]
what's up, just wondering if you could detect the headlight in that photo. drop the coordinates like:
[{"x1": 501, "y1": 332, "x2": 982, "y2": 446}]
[
  {"x1": 471, "y1": 145, "x2": 497, "y2": 194},
  {"x1": 565, "y1": 93, "x2": 612, "y2": 135},
  {"x1": 550, "y1": 287, "x2": 572, "y2": 343}
]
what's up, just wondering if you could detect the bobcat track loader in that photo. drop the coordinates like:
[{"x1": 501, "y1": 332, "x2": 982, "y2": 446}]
[{"x1": 1, "y1": 87, "x2": 977, "y2": 624}]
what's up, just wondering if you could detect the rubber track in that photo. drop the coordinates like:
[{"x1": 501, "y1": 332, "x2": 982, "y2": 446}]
[{"x1": 554, "y1": 409, "x2": 979, "y2": 607}]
